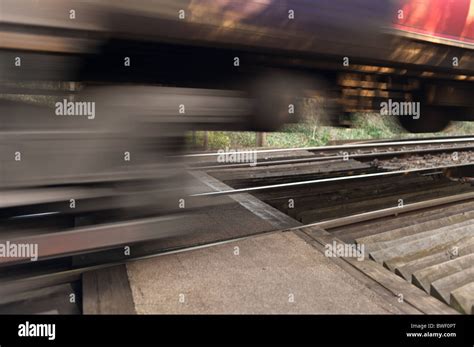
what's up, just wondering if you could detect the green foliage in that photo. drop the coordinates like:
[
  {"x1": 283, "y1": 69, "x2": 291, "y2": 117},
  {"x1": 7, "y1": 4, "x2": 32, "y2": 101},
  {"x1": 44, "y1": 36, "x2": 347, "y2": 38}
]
[
  {"x1": 227, "y1": 132, "x2": 257, "y2": 148},
  {"x1": 189, "y1": 131, "x2": 257, "y2": 150},
  {"x1": 192, "y1": 113, "x2": 474, "y2": 150},
  {"x1": 207, "y1": 132, "x2": 231, "y2": 148}
]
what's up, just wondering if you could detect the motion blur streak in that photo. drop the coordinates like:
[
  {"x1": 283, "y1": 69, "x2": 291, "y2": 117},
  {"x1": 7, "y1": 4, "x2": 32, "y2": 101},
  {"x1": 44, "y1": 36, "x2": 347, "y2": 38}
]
[{"x1": 1, "y1": 1, "x2": 474, "y2": 263}]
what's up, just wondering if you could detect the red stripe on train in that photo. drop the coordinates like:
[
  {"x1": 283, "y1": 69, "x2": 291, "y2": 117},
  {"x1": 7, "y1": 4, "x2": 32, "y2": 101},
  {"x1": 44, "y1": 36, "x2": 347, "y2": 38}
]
[{"x1": 395, "y1": 0, "x2": 474, "y2": 44}]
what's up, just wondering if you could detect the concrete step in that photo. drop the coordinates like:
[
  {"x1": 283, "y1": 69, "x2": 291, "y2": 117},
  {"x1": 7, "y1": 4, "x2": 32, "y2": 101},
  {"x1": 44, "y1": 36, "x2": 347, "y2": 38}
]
[
  {"x1": 394, "y1": 237, "x2": 474, "y2": 280},
  {"x1": 334, "y1": 200, "x2": 474, "y2": 238},
  {"x1": 412, "y1": 253, "x2": 474, "y2": 293},
  {"x1": 450, "y1": 282, "x2": 474, "y2": 314},
  {"x1": 369, "y1": 226, "x2": 474, "y2": 266},
  {"x1": 430, "y1": 266, "x2": 474, "y2": 304},
  {"x1": 356, "y1": 211, "x2": 474, "y2": 248},
  {"x1": 363, "y1": 218, "x2": 474, "y2": 253},
  {"x1": 383, "y1": 235, "x2": 474, "y2": 273}
]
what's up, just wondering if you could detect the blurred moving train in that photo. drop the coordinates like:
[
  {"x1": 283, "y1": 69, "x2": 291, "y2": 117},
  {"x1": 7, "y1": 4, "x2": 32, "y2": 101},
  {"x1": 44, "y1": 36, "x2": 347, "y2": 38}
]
[
  {"x1": 2, "y1": 0, "x2": 474, "y2": 132},
  {"x1": 1, "y1": 0, "x2": 474, "y2": 239}
]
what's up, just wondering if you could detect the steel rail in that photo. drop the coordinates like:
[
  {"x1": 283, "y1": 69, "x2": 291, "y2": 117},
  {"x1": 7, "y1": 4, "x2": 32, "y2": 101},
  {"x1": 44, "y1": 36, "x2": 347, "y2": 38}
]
[
  {"x1": 189, "y1": 143, "x2": 474, "y2": 170},
  {"x1": 3, "y1": 189, "x2": 474, "y2": 301},
  {"x1": 191, "y1": 163, "x2": 474, "y2": 197},
  {"x1": 288, "y1": 191, "x2": 474, "y2": 231},
  {"x1": 0, "y1": 214, "x2": 195, "y2": 266},
  {"x1": 182, "y1": 137, "x2": 474, "y2": 157}
]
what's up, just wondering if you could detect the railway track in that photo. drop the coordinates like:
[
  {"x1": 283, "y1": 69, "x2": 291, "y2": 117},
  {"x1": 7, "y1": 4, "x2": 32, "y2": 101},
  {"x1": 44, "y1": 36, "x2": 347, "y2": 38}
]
[
  {"x1": 186, "y1": 136, "x2": 474, "y2": 170},
  {"x1": 1, "y1": 137, "x2": 474, "y2": 314},
  {"x1": 3, "y1": 190, "x2": 473, "y2": 314}
]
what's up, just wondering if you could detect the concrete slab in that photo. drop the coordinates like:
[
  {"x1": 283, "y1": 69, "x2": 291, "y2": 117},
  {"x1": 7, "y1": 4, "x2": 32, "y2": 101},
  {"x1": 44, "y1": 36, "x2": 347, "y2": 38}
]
[
  {"x1": 412, "y1": 253, "x2": 474, "y2": 293},
  {"x1": 370, "y1": 226, "x2": 473, "y2": 266},
  {"x1": 430, "y1": 266, "x2": 474, "y2": 304},
  {"x1": 126, "y1": 231, "x2": 401, "y2": 314},
  {"x1": 450, "y1": 282, "x2": 474, "y2": 314},
  {"x1": 357, "y1": 212, "x2": 474, "y2": 252},
  {"x1": 394, "y1": 236, "x2": 474, "y2": 280}
]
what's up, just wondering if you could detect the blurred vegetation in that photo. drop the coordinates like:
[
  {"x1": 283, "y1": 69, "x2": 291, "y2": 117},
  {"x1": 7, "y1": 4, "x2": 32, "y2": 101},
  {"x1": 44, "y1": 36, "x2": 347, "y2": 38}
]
[{"x1": 189, "y1": 107, "x2": 474, "y2": 150}]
